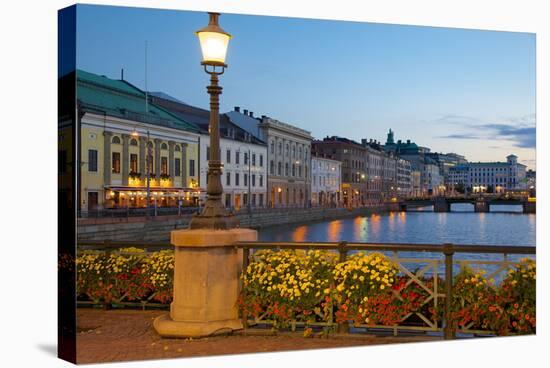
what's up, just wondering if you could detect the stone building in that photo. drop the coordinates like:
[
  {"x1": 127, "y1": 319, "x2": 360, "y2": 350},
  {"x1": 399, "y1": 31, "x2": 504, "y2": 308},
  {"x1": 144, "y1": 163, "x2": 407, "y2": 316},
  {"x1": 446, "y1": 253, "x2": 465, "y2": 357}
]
[
  {"x1": 75, "y1": 70, "x2": 200, "y2": 214},
  {"x1": 150, "y1": 97, "x2": 268, "y2": 210},
  {"x1": 312, "y1": 137, "x2": 367, "y2": 208},
  {"x1": 311, "y1": 154, "x2": 342, "y2": 207},
  {"x1": 447, "y1": 154, "x2": 527, "y2": 193},
  {"x1": 227, "y1": 108, "x2": 313, "y2": 208}
]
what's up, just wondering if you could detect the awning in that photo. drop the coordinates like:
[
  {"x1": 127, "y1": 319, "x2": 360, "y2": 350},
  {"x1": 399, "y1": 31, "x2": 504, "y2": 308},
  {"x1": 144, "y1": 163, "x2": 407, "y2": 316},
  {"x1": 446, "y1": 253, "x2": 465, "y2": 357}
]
[{"x1": 105, "y1": 185, "x2": 205, "y2": 193}]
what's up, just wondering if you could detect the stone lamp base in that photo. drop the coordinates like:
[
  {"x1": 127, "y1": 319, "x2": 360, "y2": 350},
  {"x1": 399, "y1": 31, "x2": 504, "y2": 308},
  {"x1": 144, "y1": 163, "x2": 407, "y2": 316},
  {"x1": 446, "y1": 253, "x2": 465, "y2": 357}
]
[{"x1": 153, "y1": 228, "x2": 257, "y2": 338}]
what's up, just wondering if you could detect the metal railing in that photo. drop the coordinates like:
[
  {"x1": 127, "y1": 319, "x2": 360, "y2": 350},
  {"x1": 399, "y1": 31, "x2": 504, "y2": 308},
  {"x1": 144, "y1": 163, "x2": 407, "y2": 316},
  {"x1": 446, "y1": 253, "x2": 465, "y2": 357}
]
[
  {"x1": 75, "y1": 240, "x2": 535, "y2": 338},
  {"x1": 235, "y1": 241, "x2": 535, "y2": 339}
]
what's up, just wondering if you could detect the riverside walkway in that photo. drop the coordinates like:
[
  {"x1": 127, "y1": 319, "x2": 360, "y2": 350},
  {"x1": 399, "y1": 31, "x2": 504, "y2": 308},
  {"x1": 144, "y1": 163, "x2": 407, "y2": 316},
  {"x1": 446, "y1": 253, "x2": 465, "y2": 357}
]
[{"x1": 76, "y1": 309, "x2": 440, "y2": 363}]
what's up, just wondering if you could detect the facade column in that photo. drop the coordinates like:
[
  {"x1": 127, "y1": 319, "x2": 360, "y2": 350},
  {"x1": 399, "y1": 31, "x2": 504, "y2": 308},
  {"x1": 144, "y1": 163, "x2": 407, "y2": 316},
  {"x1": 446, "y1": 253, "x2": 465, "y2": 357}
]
[
  {"x1": 181, "y1": 143, "x2": 188, "y2": 187},
  {"x1": 154, "y1": 138, "x2": 162, "y2": 177},
  {"x1": 121, "y1": 133, "x2": 130, "y2": 185},
  {"x1": 103, "y1": 131, "x2": 113, "y2": 185},
  {"x1": 139, "y1": 136, "x2": 147, "y2": 176},
  {"x1": 168, "y1": 140, "x2": 175, "y2": 181}
]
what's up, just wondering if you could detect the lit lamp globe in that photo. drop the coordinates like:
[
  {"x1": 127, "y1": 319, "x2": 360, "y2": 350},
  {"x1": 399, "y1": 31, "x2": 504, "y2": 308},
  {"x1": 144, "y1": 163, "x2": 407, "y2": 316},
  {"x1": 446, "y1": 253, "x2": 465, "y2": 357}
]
[{"x1": 196, "y1": 13, "x2": 231, "y2": 67}]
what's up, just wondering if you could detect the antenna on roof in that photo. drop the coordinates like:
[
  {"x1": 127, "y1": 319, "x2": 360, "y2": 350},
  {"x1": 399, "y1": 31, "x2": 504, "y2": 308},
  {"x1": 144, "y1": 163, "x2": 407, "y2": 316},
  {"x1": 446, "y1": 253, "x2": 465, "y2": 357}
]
[{"x1": 145, "y1": 40, "x2": 148, "y2": 114}]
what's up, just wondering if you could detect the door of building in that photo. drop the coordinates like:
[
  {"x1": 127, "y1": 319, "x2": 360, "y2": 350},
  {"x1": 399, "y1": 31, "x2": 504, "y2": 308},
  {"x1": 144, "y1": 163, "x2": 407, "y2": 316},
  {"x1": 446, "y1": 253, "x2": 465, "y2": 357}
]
[{"x1": 88, "y1": 192, "x2": 99, "y2": 212}]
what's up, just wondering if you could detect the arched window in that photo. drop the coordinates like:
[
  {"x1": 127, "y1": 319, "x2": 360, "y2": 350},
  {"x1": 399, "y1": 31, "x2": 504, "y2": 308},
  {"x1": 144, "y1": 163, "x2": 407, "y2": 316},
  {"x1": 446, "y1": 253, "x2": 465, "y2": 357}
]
[
  {"x1": 175, "y1": 145, "x2": 181, "y2": 152},
  {"x1": 112, "y1": 136, "x2": 121, "y2": 144},
  {"x1": 161, "y1": 143, "x2": 168, "y2": 150},
  {"x1": 130, "y1": 139, "x2": 138, "y2": 146},
  {"x1": 147, "y1": 141, "x2": 153, "y2": 148}
]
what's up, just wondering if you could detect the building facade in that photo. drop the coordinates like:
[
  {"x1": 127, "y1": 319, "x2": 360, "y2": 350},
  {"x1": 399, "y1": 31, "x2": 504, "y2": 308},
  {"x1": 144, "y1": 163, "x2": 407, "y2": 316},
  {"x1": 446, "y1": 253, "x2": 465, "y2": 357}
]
[
  {"x1": 396, "y1": 157, "x2": 413, "y2": 197},
  {"x1": 150, "y1": 97, "x2": 268, "y2": 210},
  {"x1": 311, "y1": 155, "x2": 342, "y2": 207},
  {"x1": 227, "y1": 109, "x2": 313, "y2": 208},
  {"x1": 313, "y1": 137, "x2": 367, "y2": 208},
  {"x1": 76, "y1": 70, "x2": 201, "y2": 214},
  {"x1": 447, "y1": 155, "x2": 527, "y2": 193}
]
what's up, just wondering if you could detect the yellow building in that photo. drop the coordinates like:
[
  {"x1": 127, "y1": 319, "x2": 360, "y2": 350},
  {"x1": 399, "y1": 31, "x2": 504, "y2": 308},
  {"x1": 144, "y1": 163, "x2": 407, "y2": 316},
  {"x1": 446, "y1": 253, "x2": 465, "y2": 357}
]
[{"x1": 76, "y1": 70, "x2": 201, "y2": 214}]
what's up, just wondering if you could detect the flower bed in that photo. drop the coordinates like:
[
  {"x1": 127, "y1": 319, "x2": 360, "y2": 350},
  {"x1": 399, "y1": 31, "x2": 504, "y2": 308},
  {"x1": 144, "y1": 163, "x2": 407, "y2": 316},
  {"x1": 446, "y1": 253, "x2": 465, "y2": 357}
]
[
  {"x1": 75, "y1": 248, "x2": 535, "y2": 336},
  {"x1": 76, "y1": 248, "x2": 174, "y2": 306}
]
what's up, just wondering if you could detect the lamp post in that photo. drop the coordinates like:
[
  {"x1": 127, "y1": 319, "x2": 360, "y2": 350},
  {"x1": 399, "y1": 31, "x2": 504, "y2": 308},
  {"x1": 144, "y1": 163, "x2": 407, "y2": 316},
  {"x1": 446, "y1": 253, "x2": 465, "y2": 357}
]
[
  {"x1": 132, "y1": 128, "x2": 152, "y2": 218},
  {"x1": 189, "y1": 12, "x2": 238, "y2": 230}
]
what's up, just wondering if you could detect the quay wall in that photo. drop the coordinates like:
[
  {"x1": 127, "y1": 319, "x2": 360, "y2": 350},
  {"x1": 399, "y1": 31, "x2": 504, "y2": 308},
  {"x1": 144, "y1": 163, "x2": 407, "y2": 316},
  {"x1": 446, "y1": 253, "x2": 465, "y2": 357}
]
[{"x1": 77, "y1": 206, "x2": 389, "y2": 242}]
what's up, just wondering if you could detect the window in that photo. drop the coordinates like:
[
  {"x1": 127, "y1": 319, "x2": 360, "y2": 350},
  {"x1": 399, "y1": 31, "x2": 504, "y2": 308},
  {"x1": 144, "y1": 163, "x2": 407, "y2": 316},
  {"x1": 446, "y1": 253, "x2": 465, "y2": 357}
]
[
  {"x1": 270, "y1": 160, "x2": 274, "y2": 175},
  {"x1": 278, "y1": 142, "x2": 282, "y2": 155},
  {"x1": 130, "y1": 138, "x2": 138, "y2": 146},
  {"x1": 286, "y1": 144, "x2": 289, "y2": 156},
  {"x1": 252, "y1": 174, "x2": 256, "y2": 187},
  {"x1": 225, "y1": 193, "x2": 231, "y2": 208},
  {"x1": 112, "y1": 152, "x2": 120, "y2": 173},
  {"x1": 175, "y1": 158, "x2": 181, "y2": 176},
  {"x1": 260, "y1": 154, "x2": 263, "y2": 167},
  {"x1": 259, "y1": 175, "x2": 263, "y2": 187},
  {"x1": 292, "y1": 164, "x2": 296, "y2": 176},
  {"x1": 160, "y1": 157, "x2": 168, "y2": 175},
  {"x1": 206, "y1": 146, "x2": 210, "y2": 161},
  {"x1": 112, "y1": 136, "x2": 121, "y2": 144},
  {"x1": 243, "y1": 193, "x2": 249, "y2": 206},
  {"x1": 285, "y1": 163, "x2": 289, "y2": 176},
  {"x1": 226, "y1": 149, "x2": 231, "y2": 164},
  {"x1": 244, "y1": 152, "x2": 249, "y2": 165},
  {"x1": 175, "y1": 145, "x2": 181, "y2": 152},
  {"x1": 130, "y1": 154, "x2": 138, "y2": 173},
  {"x1": 259, "y1": 194, "x2": 264, "y2": 207},
  {"x1": 244, "y1": 174, "x2": 248, "y2": 186},
  {"x1": 270, "y1": 141, "x2": 274, "y2": 154},
  {"x1": 252, "y1": 194, "x2": 256, "y2": 206},
  {"x1": 292, "y1": 146, "x2": 296, "y2": 158},
  {"x1": 299, "y1": 166, "x2": 302, "y2": 177},
  {"x1": 236, "y1": 151, "x2": 240, "y2": 164},
  {"x1": 226, "y1": 172, "x2": 231, "y2": 186},
  {"x1": 161, "y1": 142, "x2": 168, "y2": 150},
  {"x1": 235, "y1": 173, "x2": 240, "y2": 186},
  {"x1": 189, "y1": 159, "x2": 195, "y2": 176},
  {"x1": 278, "y1": 162, "x2": 282, "y2": 176},
  {"x1": 252, "y1": 153, "x2": 256, "y2": 166},
  {"x1": 88, "y1": 150, "x2": 98, "y2": 172}
]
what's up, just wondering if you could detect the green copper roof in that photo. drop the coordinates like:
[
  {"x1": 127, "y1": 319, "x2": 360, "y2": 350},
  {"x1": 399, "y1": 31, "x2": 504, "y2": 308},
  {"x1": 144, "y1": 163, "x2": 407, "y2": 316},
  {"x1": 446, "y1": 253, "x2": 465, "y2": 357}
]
[{"x1": 76, "y1": 70, "x2": 199, "y2": 133}]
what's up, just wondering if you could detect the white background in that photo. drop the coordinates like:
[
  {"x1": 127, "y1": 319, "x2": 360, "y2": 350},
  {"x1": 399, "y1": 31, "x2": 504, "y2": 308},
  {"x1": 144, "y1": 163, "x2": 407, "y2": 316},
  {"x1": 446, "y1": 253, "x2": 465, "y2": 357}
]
[{"x1": 0, "y1": 0, "x2": 547, "y2": 367}]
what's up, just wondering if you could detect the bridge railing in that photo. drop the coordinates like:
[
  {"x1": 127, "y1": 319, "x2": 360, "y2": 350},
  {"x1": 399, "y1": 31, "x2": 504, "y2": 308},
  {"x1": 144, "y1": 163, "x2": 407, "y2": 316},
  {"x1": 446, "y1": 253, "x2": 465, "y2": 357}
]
[{"x1": 235, "y1": 241, "x2": 535, "y2": 338}]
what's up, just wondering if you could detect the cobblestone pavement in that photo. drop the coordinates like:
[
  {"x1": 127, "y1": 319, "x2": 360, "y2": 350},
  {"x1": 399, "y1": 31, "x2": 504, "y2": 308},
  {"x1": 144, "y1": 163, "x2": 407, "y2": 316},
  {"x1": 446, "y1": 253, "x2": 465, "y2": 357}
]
[{"x1": 76, "y1": 309, "x2": 441, "y2": 364}]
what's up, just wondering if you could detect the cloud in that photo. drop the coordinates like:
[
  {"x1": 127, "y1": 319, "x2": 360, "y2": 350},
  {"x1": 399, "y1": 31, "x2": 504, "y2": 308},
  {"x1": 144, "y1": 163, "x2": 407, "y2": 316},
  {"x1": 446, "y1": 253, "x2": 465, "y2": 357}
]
[
  {"x1": 435, "y1": 113, "x2": 535, "y2": 148},
  {"x1": 438, "y1": 133, "x2": 481, "y2": 140}
]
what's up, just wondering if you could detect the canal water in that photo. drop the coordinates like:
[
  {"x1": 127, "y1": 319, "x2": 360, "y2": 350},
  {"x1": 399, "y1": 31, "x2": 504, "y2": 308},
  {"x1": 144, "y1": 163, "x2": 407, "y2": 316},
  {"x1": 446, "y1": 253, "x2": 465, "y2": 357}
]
[{"x1": 258, "y1": 204, "x2": 536, "y2": 277}]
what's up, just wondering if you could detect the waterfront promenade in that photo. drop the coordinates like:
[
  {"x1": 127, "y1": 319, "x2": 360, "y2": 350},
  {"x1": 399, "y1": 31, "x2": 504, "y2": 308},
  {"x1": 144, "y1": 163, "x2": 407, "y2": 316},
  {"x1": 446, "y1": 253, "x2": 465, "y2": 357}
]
[{"x1": 76, "y1": 309, "x2": 439, "y2": 363}]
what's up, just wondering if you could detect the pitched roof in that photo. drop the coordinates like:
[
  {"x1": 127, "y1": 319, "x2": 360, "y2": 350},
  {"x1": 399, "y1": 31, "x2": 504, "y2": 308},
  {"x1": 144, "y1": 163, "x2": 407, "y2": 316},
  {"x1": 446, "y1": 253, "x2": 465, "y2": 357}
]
[
  {"x1": 76, "y1": 70, "x2": 199, "y2": 133},
  {"x1": 150, "y1": 95, "x2": 266, "y2": 145}
]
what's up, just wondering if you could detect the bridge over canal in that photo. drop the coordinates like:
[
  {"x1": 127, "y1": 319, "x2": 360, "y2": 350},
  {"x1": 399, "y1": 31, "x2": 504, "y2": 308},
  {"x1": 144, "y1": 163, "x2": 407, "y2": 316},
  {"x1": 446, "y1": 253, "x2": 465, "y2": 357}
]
[{"x1": 395, "y1": 196, "x2": 536, "y2": 214}]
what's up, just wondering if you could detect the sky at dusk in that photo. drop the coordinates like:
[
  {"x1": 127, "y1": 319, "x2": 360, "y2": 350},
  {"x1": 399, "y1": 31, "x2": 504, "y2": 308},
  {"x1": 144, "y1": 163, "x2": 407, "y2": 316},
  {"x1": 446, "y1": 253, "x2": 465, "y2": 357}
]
[{"x1": 76, "y1": 4, "x2": 536, "y2": 169}]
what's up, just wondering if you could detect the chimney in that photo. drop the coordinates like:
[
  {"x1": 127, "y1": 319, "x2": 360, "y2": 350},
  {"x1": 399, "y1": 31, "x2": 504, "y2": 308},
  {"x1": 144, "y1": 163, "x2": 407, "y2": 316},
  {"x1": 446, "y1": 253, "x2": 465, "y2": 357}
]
[
  {"x1": 243, "y1": 109, "x2": 248, "y2": 115},
  {"x1": 398, "y1": 140, "x2": 402, "y2": 144},
  {"x1": 407, "y1": 139, "x2": 411, "y2": 144},
  {"x1": 261, "y1": 115, "x2": 267, "y2": 120},
  {"x1": 249, "y1": 111, "x2": 254, "y2": 117},
  {"x1": 234, "y1": 106, "x2": 240, "y2": 112},
  {"x1": 121, "y1": 68, "x2": 124, "y2": 80}
]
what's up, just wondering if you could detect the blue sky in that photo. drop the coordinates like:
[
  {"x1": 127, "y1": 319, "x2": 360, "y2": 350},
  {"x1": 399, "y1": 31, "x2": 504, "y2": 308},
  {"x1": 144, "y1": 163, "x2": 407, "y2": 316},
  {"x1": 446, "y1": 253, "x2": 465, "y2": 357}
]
[{"x1": 76, "y1": 4, "x2": 536, "y2": 169}]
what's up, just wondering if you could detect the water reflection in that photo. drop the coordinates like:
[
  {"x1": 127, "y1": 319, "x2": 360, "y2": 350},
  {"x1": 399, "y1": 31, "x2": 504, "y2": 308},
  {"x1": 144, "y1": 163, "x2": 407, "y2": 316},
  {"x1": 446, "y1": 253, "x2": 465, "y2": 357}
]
[
  {"x1": 259, "y1": 210, "x2": 535, "y2": 247},
  {"x1": 327, "y1": 220, "x2": 342, "y2": 242}
]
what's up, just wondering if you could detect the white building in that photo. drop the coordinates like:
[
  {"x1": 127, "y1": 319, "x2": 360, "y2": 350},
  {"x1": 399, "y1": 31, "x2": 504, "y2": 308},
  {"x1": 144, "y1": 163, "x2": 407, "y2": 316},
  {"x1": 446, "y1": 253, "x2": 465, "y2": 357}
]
[
  {"x1": 396, "y1": 158, "x2": 413, "y2": 197},
  {"x1": 150, "y1": 97, "x2": 268, "y2": 210},
  {"x1": 447, "y1": 154, "x2": 527, "y2": 193},
  {"x1": 311, "y1": 155, "x2": 342, "y2": 206},
  {"x1": 227, "y1": 108, "x2": 313, "y2": 208}
]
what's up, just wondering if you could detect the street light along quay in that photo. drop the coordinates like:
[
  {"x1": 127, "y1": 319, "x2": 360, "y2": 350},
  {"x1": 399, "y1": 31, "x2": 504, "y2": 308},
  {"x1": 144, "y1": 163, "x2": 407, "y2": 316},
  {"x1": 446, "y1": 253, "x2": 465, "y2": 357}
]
[{"x1": 189, "y1": 12, "x2": 239, "y2": 230}]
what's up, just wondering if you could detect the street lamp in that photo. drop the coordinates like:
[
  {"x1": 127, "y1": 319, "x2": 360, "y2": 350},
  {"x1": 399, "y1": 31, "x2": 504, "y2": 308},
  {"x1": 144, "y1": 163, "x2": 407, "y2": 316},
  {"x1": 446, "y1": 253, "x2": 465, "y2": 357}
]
[
  {"x1": 189, "y1": 12, "x2": 238, "y2": 229},
  {"x1": 132, "y1": 127, "x2": 153, "y2": 218}
]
